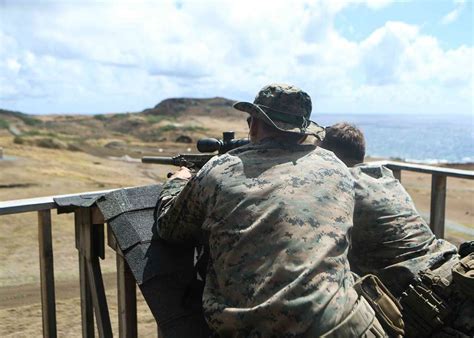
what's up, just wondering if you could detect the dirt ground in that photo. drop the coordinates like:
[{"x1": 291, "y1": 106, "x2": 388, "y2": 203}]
[{"x1": 0, "y1": 133, "x2": 473, "y2": 337}]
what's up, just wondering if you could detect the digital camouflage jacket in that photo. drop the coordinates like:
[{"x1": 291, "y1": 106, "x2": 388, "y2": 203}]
[
  {"x1": 156, "y1": 139, "x2": 359, "y2": 337},
  {"x1": 349, "y1": 165, "x2": 457, "y2": 297}
]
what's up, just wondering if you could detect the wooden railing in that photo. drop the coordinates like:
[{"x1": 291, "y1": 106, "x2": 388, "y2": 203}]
[
  {"x1": 0, "y1": 190, "x2": 129, "y2": 338},
  {"x1": 0, "y1": 161, "x2": 473, "y2": 337},
  {"x1": 368, "y1": 160, "x2": 474, "y2": 238}
]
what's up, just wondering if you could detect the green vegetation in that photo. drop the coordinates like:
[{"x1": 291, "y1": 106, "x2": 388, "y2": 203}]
[
  {"x1": 0, "y1": 109, "x2": 42, "y2": 126},
  {"x1": 158, "y1": 124, "x2": 178, "y2": 132},
  {"x1": 13, "y1": 136, "x2": 24, "y2": 144},
  {"x1": 67, "y1": 143, "x2": 82, "y2": 152},
  {"x1": 35, "y1": 138, "x2": 67, "y2": 149},
  {"x1": 184, "y1": 125, "x2": 208, "y2": 132},
  {"x1": 0, "y1": 118, "x2": 9, "y2": 129},
  {"x1": 155, "y1": 124, "x2": 207, "y2": 133},
  {"x1": 113, "y1": 113, "x2": 131, "y2": 119},
  {"x1": 21, "y1": 115, "x2": 42, "y2": 126},
  {"x1": 94, "y1": 114, "x2": 108, "y2": 121},
  {"x1": 22, "y1": 130, "x2": 61, "y2": 139},
  {"x1": 21, "y1": 130, "x2": 42, "y2": 137},
  {"x1": 145, "y1": 115, "x2": 175, "y2": 124}
]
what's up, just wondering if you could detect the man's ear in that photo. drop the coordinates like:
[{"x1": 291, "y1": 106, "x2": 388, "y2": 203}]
[{"x1": 249, "y1": 117, "x2": 259, "y2": 138}]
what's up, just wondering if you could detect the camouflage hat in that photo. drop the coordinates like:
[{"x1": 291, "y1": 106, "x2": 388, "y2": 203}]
[{"x1": 233, "y1": 83, "x2": 325, "y2": 140}]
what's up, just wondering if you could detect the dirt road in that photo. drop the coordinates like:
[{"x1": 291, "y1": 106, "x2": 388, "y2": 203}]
[{"x1": 0, "y1": 272, "x2": 117, "y2": 310}]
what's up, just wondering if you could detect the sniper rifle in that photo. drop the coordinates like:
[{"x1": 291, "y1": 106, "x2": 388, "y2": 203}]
[{"x1": 142, "y1": 131, "x2": 249, "y2": 172}]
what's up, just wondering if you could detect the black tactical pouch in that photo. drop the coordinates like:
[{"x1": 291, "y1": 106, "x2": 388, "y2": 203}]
[
  {"x1": 400, "y1": 283, "x2": 451, "y2": 337},
  {"x1": 458, "y1": 241, "x2": 474, "y2": 258},
  {"x1": 398, "y1": 253, "x2": 474, "y2": 338},
  {"x1": 354, "y1": 274, "x2": 404, "y2": 337}
]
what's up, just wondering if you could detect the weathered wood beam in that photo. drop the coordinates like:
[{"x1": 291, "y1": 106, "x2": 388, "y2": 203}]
[
  {"x1": 0, "y1": 188, "x2": 117, "y2": 215},
  {"x1": 76, "y1": 210, "x2": 94, "y2": 338},
  {"x1": 82, "y1": 208, "x2": 113, "y2": 338},
  {"x1": 430, "y1": 174, "x2": 447, "y2": 238},
  {"x1": 117, "y1": 250, "x2": 138, "y2": 338},
  {"x1": 392, "y1": 168, "x2": 402, "y2": 182},
  {"x1": 374, "y1": 160, "x2": 474, "y2": 180},
  {"x1": 38, "y1": 209, "x2": 57, "y2": 338}
]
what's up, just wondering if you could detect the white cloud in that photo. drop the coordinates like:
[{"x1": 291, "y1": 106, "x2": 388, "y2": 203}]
[
  {"x1": 441, "y1": 0, "x2": 466, "y2": 24},
  {"x1": 362, "y1": 0, "x2": 394, "y2": 10},
  {"x1": 0, "y1": 0, "x2": 471, "y2": 115},
  {"x1": 358, "y1": 21, "x2": 473, "y2": 89}
]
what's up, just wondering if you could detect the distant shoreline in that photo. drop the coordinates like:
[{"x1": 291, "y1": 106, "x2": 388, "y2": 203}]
[{"x1": 364, "y1": 157, "x2": 474, "y2": 171}]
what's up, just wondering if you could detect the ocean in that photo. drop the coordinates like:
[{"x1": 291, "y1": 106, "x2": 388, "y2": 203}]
[{"x1": 313, "y1": 113, "x2": 474, "y2": 164}]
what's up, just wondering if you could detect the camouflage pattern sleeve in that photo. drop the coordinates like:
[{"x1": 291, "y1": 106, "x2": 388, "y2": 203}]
[
  {"x1": 156, "y1": 176, "x2": 205, "y2": 245},
  {"x1": 349, "y1": 164, "x2": 457, "y2": 296}
]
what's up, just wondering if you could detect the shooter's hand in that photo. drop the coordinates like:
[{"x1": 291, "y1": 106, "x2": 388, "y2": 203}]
[{"x1": 168, "y1": 166, "x2": 192, "y2": 180}]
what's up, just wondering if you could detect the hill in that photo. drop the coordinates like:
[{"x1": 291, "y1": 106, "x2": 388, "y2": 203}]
[
  {"x1": 0, "y1": 98, "x2": 248, "y2": 158},
  {"x1": 143, "y1": 97, "x2": 239, "y2": 118}
]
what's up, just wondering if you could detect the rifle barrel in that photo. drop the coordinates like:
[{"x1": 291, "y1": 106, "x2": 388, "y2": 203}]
[{"x1": 141, "y1": 156, "x2": 176, "y2": 165}]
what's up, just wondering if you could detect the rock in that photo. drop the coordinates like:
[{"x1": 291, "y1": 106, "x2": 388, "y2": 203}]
[
  {"x1": 105, "y1": 140, "x2": 127, "y2": 149},
  {"x1": 175, "y1": 135, "x2": 193, "y2": 143},
  {"x1": 67, "y1": 143, "x2": 82, "y2": 152},
  {"x1": 35, "y1": 138, "x2": 68, "y2": 149}
]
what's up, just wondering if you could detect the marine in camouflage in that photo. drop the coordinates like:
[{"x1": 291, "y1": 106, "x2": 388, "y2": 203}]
[
  {"x1": 349, "y1": 164, "x2": 474, "y2": 336},
  {"x1": 157, "y1": 140, "x2": 360, "y2": 337},
  {"x1": 320, "y1": 122, "x2": 473, "y2": 337},
  {"x1": 349, "y1": 164, "x2": 458, "y2": 297}
]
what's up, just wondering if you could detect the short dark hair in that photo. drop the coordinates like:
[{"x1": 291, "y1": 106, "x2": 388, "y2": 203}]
[{"x1": 319, "y1": 122, "x2": 365, "y2": 166}]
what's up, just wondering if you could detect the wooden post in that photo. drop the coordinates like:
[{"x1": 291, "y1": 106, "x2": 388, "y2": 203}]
[
  {"x1": 38, "y1": 210, "x2": 57, "y2": 338},
  {"x1": 86, "y1": 257, "x2": 113, "y2": 338},
  {"x1": 108, "y1": 225, "x2": 139, "y2": 337},
  {"x1": 76, "y1": 207, "x2": 113, "y2": 338},
  {"x1": 392, "y1": 168, "x2": 401, "y2": 182},
  {"x1": 82, "y1": 208, "x2": 113, "y2": 338},
  {"x1": 117, "y1": 252, "x2": 138, "y2": 338},
  {"x1": 76, "y1": 210, "x2": 94, "y2": 338},
  {"x1": 430, "y1": 174, "x2": 447, "y2": 238}
]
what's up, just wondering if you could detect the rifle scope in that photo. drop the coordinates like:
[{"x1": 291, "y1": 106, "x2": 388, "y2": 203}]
[{"x1": 197, "y1": 131, "x2": 249, "y2": 154}]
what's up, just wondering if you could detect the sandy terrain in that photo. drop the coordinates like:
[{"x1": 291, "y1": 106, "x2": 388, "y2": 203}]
[{"x1": 0, "y1": 132, "x2": 473, "y2": 337}]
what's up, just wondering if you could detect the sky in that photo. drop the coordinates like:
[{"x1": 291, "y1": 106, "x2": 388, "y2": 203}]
[{"x1": 0, "y1": 0, "x2": 473, "y2": 115}]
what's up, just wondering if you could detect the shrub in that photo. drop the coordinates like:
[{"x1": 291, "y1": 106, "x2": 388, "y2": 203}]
[
  {"x1": 113, "y1": 113, "x2": 131, "y2": 119},
  {"x1": 67, "y1": 143, "x2": 82, "y2": 152},
  {"x1": 0, "y1": 118, "x2": 9, "y2": 129},
  {"x1": 158, "y1": 124, "x2": 178, "y2": 132},
  {"x1": 145, "y1": 115, "x2": 174, "y2": 124},
  {"x1": 35, "y1": 138, "x2": 67, "y2": 149},
  {"x1": 94, "y1": 114, "x2": 107, "y2": 121},
  {"x1": 13, "y1": 136, "x2": 24, "y2": 144},
  {"x1": 184, "y1": 125, "x2": 208, "y2": 132},
  {"x1": 21, "y1": 116, "x2": 42, "y2": 126}
]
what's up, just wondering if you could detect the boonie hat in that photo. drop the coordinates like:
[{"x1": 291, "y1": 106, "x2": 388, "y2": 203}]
[{"x1": 233, "y1": 83, "x2": 325, "y2": 140}]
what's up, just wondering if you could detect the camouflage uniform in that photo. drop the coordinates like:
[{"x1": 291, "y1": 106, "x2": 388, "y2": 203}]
[
  {"x1": 349, "y1": 164, "x2": 473, "y2": 336},
  {"x1": 157, "y1": 140, "x2": 361, "y2": 337},
  {"x1": 349, "y1": 164, "x2": 457, "y2": 296}
]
